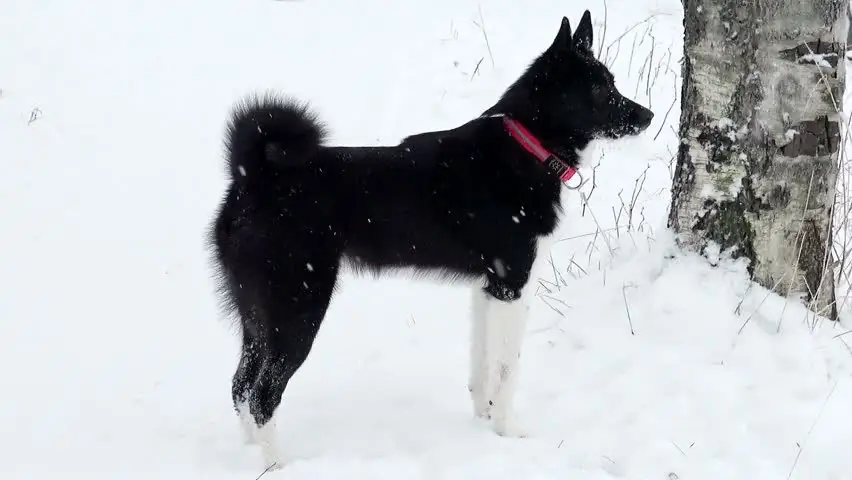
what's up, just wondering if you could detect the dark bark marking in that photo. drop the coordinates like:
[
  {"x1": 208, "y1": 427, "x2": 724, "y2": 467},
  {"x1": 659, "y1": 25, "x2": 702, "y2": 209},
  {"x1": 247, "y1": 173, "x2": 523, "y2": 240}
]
[
  {"x1": 682, "y1": 0, "x2": 706, "y2": 50},
  {"x1": 816, "y1": 0, "x2": 847, "y2": 28},
  {"x1": 722, "y1": 1, "x2": 762, "y2": 127},
  {"x1": 779, "y1": 41, "x2": 844, "y2": 68},
  {"x1": 797, "y1": 218, "x2": 836, "y2": 318},
  {"x1": 668, "y1": 18, "x2": 698, "y2": 233},
  {"x1": 775, "y1": 73, "x2": 803, "y2": 129},
  {"x1": 696, "y1": 120, "x2": 740, "y2": 171},
  {"x1": 668, "y1": 142, "x2": 696, "y2": 232},
  {"x1": 738, "y1": 176, "x2": 772, "y2": 213},
  {"x1": 779, "y1": 116, "x2": 840, "y2": 157},
  {"x1": 766, "y1": 184, "x2": 792, "y2": 209},
  {"x1": 692, "y1": 199, "x2": 757, "y2": 275}
]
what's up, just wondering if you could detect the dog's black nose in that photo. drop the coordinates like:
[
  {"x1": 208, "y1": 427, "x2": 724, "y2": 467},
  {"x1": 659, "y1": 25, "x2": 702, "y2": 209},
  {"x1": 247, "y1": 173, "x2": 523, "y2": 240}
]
[{"x1": 636, "y1": 106, "x2": 654, "y2": 128}]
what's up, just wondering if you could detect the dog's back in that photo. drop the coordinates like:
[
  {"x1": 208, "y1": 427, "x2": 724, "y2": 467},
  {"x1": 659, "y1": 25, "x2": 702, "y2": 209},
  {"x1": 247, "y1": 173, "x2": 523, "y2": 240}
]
[{"x1": 211, "y1": 95, "x2": 558, "y2": 291}]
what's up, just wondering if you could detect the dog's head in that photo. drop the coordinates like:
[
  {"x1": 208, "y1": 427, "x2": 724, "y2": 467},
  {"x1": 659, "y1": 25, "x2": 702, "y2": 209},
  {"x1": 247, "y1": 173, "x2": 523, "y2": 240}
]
[{"x1": 488, "y1": 10, "x2": 654, "y2": 143}]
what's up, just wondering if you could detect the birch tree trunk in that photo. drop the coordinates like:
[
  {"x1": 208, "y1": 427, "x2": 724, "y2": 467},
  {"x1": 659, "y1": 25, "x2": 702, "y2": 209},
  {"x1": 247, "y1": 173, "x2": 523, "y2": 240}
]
[{"x1": 669, "y1": 0, "x2": 847, "y2": 320}]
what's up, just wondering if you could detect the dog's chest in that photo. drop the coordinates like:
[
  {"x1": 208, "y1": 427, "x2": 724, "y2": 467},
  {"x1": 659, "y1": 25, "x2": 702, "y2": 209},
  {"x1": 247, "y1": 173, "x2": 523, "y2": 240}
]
[
  {"x1": 523, "y1": 186, "x2": 572, "y2": 297},
  {"x1": 543, "y1": 183, "x2": 573, "y2": 239}
]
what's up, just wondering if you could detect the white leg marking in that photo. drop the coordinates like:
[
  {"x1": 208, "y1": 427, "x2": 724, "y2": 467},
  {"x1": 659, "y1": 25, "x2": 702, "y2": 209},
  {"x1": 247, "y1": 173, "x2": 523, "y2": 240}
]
[
  {"x1": 469, "y1": 286, "x2": 491, "y2": 419},
  {"x1": 255, "y1": 416, "x2": 286, "y2": 470},
  {"x1": 236, "y1": 402, "x2": 257, "y2": 444},
  {"x1": 484, "y1": 295, "x2": 529, "y2": 437},
  {"x1": 478, "y1": 232, "x2": 555, "y2": 436}
]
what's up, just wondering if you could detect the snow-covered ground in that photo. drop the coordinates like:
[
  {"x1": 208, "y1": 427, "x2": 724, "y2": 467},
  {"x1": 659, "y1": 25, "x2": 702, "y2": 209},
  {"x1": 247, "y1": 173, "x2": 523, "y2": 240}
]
[{"x1": 2, "y1": 0, "x2": 851, "y2": 478}]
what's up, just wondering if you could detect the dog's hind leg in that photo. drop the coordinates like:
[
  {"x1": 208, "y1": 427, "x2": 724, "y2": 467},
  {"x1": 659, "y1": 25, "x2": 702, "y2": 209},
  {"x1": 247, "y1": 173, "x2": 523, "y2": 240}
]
[
  {"x1": 232, "y1": 321, "x2": 264, "y2": 444},
  {"x1": 468, "y1": 285, "x2": 491, "y2": 419},
  {"x1": 247, "y1": 256, "x2": 339, "y2": 469}
]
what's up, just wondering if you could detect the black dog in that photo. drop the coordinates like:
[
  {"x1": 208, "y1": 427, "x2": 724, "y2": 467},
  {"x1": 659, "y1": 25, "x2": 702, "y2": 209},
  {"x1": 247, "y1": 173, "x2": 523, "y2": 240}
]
[{"x1": 208, "y1": 10, "x2": 652, "y2": 468}]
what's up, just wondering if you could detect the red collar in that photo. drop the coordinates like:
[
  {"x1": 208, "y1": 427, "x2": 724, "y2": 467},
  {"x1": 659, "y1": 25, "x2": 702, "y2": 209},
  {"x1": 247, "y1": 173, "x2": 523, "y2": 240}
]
[{"x1": 501, "y1": 116, "x2": 577, "y2": 183}]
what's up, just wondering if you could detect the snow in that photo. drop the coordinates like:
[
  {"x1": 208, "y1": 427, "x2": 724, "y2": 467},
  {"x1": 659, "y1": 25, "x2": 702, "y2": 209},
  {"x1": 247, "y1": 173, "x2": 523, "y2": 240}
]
[
  {"x1": 798, "y1": 53, "x2": 838, "y2": 69},
  {"x1": 785, "y1": 129, "x2": 799, "y2": 142},
  {"x1": 1, "y1": 0, "x2": 852, "y2": 478}
]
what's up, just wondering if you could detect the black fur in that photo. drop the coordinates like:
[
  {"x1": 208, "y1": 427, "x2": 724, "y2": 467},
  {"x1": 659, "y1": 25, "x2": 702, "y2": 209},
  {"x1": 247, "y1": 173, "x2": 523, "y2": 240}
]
[{"x1": 208, "y1": 11, "x2": 653, "y2": 430}]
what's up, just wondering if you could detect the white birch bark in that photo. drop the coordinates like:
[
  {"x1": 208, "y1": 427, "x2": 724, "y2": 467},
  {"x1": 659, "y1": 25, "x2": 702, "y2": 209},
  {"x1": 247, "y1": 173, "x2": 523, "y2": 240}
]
[{"x1": 669, "y1": 0, "x2": 847, "y2": 319}]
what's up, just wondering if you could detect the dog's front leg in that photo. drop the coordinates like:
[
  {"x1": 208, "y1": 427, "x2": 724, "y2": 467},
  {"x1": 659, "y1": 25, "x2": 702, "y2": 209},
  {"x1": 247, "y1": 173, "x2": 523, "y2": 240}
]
[
  {"x1": 469, "y1": 285, "x2": 492, "y2": 419},
  {"x1": 481, "y1": 283, "x2": 529, "y2": 438}
]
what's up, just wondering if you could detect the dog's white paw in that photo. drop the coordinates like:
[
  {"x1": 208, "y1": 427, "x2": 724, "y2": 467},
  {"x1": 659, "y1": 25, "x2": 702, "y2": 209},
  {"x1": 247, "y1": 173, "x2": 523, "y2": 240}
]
[
  {"x1": 236, "y1": 403, "x2": 258, "y2": 445},
  {"x1": 492, "y1": 414, "x2": 528, "y2": 438},
  {"x1": 242, "y1": 427, "x2": 257, "y2": 445},
  {"x1": 256, "y1": 420, "x2": 287, "y2": 470},
  {"x1": 259, "y1": 442, "x2": 286, "y2": 471},
  {"x1": 240, "y1": 418, "x2": 258, "y2": 445},
  {"x1": 260, "y1": 459, "x2": 285, "y2": 473},
  {"x1": 474, "y1": 406, "x2": 492, "y2": 420},
  {"x1": 469, "y1": 385, "x2": 492, "y2": 419}
]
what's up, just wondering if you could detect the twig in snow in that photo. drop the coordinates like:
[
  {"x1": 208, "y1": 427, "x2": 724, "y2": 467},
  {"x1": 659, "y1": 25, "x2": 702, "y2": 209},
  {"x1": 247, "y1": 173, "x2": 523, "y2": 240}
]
[
  {"x1": 596, "y1": 0, "x2": 609, "y2": 60},
  {"x1": 801, "y1": 41, "x2": 852, "y2": 323},
  {"x1": 645, "y1": 33, "x2": 656, "y2": 107},
  {"x1": 541, "y1": 294, "x2": 571, "y2": 312},
  {"x1": 737, "y1": 275, "x2": 789, "y2": 335},
  {"x1": 475, "y1": 4, "x2": 495, "y2": 68},
  {"x1": 832, "y1": 109, "x2": 852, "y2": 315},
  {"x1": 600, "y1": 12, "x2": 668, "y2": 69},
  {"x1": 734, "y1": 282, "x2": 754, "y2": 316},
  {"x1": 785, "y1": 380, "x2": 839, "y2": 480},
  {"x1": 622, "y1": 282, "x2": 636, "y2": 335},
  {"x1": 778, "y1": 167, "x2": 818, "y2": 332},
  {"x1": 28, "y1": 107, "x2": 42, "y2": 125},
  {"x1": 832, "y1": 329, "x2": 852, "y2": 339},
  {"x1": 548, "y1": 253, "x2": 568, "y2": 286},
  {"x1": 839, "y1": 336, "x2": 852, "y2": 359},
  {"x1": 537, "y1": 278, "x2": 558, "y2": 295},
  {"x1": 470, "y1": 57, "x2": 484, "y2": 81},
  {"x1": 625, "y1": 164, "x2": 650, "y2": 232},
  {"x1": 611, "y1": 205, "x2": 622, "y2": 239},
  {"x1": 539, "y1": 295, "x2": 569, "y2": 317},
  {"x1": 579, "y1": 189, "x2": 615, "y2": 257},
  {"x1": 628, "y1": 31, "x2": 638, "y2": 72},
  {"x1": 568, "y1": 257, "x2": 588, "y2": 277},
  {"x1": 255, "y1": 463, "x2": 279, "y2": 480},
  {"x1": 581, "y1": 161, "x2": 602, "y2": 217},
  {"x1": 554, "y1": 226, "x2": 631, "y2": 244},
  {"x1": 653, "y1": 74, "x2": 679, "y2": 140}
]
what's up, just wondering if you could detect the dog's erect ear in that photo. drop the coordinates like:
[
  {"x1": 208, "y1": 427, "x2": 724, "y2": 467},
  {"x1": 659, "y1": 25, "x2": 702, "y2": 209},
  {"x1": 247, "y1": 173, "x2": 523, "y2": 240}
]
[
  {"x1": 551, "y1": 16, "x2": 573, "y2": 51},
  {"x1": 573, "y1": 10, "x2": 594, "y2": 55}
]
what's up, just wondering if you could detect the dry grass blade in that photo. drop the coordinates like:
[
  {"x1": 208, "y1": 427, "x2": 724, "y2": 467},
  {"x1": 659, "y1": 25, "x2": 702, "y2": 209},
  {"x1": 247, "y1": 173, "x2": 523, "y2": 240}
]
[
  {"x1": 622, "y1": 282, "x2": 636, "y2": 335},
  {"x1": 475, "y1": 4, "x2": 495, "y2": 68},
  {"x1": 255, "y1": 463, "x2": 279, "y2": 479},
  {"x1": 785, "y1": 380, "x2": 839, "y2": 480}
]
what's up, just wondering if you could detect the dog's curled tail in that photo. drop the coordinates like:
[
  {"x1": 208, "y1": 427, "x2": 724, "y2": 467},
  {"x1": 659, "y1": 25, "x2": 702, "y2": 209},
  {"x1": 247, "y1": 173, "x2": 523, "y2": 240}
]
[{"x1": 224, "y1": 93, "x2": 327, "y2": 188}]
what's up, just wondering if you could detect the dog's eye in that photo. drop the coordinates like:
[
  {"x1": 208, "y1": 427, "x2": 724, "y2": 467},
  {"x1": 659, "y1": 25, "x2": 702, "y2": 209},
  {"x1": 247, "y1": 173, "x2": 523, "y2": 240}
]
[{"x1": 591, "y1": 85, "x2": 609, "y2": 102}]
